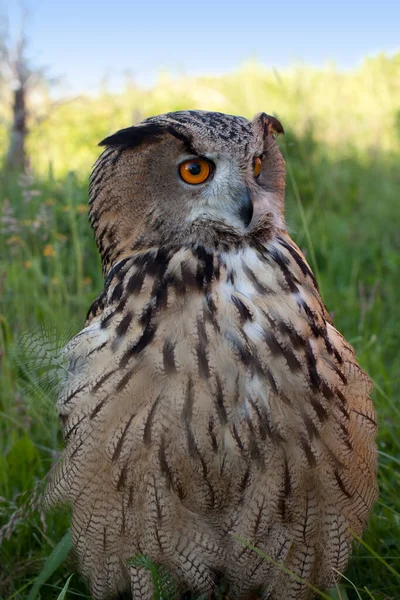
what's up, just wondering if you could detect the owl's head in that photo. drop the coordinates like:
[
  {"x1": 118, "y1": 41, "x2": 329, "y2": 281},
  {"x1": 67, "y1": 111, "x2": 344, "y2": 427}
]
[{"x1": 89, "y1": 110, "x2": 286, "y2": 275}]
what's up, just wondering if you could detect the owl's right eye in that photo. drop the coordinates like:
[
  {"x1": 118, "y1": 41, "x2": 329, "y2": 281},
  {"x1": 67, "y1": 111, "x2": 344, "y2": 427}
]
[{"x1": 179, "y1": 158, "x2": 212, "y2": 185}]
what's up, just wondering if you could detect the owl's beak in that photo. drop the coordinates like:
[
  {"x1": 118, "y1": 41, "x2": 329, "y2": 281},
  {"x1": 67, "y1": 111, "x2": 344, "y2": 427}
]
[{"x1": 236, "y1": 186, "x2": 253, "y2": 228}]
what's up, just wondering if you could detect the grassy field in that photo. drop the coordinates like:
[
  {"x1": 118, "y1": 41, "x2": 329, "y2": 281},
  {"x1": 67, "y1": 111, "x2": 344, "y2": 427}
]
[{"x1": 1, "y1": 58, "x2": 400, "y2": 599}]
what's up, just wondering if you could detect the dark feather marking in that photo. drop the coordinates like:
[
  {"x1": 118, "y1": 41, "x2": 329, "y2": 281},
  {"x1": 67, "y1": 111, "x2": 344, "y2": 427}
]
[
  {"x1": 231, "y1": 424, "x2": 244, "y2": 451},
  {"x1": 65, "y1": 414, "x2": 86, "y2": 440},
  {"x1": 197, "y1": 343, "x2": 209, "y2": 379},
  {"x1": 182, "y1": 377, "x2": 196, "y2": 455},
  {"x1": 215, "y1": 375, "x2": 228, "y2": 425},
  {"x1": 219, "y1": 453, "x2": 227, "y2": 476},
  {"x1": 300, "y1": 435, "x2": 317, "y2": 468},
  {"x1": 208, "y1": 416, "x2": 218, "y2": 452},
  {"x1": 194, "y1": 246, "x2": 214, "y2": 284},
  {"x1": 195, "y1": 265, "x2": 205, "y2": 290},
  {"x1": 321, "y1": 381, "x2": 334, "y2": 400},
  {"x1": 352, "y1": 409, "x2": 377, "y2": 427},
  {"x1": 303, "y1": 413, "x2": 319, "y2": 438},
  {"x1": 303, "y1": 339, "x2": 321, "y2": 390},
  {"x1": 181, "y1": 261, "x2": 199, "y2": 290},
  {"x1": 269, "y1": 247, "x2": 299, "y2": 294},
  {"x1": 64, "y1": 383, "x2": 89, "y2": 405},
  {"x1": 126, "y1": 270, "x2": 145, "y2": 295},
  {"x1": 336, "y1": 419, "x2": 353, "y2": 451},
  {"x1": 284, "y1": 457, "x2": 292, "y2": 497},
  {"x1": 335, "y1": 389, "x2": 349, "y2": 408},
  {"x1": 144, "y1": 247, "x2": 171, "y2": 281},
  {"x1": 163, "y1": 340, "x2": 176, "y2": 373},
  {"x1": 240, "y1": 467, "x2": 251, "y2": 492},
  {"x1": 117, "y1": 464, "x2": 128, "y2": 491},
  {"x1": 334, "y1": 469, "x2": 353, "y2": 498},
  {"x1": 182, "y1": 378, "x2": 215, "y2": 505},
  {"x1": 90, "y1": 398, "x2": 107, "y2": 419},
  {"x1": 213, "y1": 257, "x2": 221, "y2": 280},
  {"x1": 143, "y1": 394, "x2": 162, "y2": 446},
  {"x1": 120, "y1": 305, "x2": 156, "y2": 367},
  {"x1": 87, "y1": 341, "x2": 107, "y2": 357},
  {"x1": 104, "y1": 257, "x2": 133, "y2": 289},
  {"x1": 116, "y1": 368, "x2": 136, "y2": 393},
  {"x1": 86, "y1": 292, "x2": 106, "y2": 322},
  {"x1": 265, "y1": 368, "x2": 279, "y2": 395},
  {"x1": 132, "y1": 251, "x2": 157, "y2": 268},
  {"x1": 204, "y1": 293, "x2": 220, "y2": 334},
  {"x1": 112, "y1": 412, "x2": 137, "y2": 462},
  {"x1": 277, "y1": 320, "x2": 307, "y2": 350},
  {"x1": 231, "y1": 294, "x2": 253, "y2": 323},
  {"x1": 100, "y1": 309, "x2": 118, "y2": 330},
  {"x1": 197, "y1": 317, "x2": 210, "y2": 379},
  {"x1": 310, "y1": 397, "x2": 328, "y2": 422},
  {"x1": 228, "y1": 333, "x2": 253, "y2": 368},
  {"x1": 116, "y1": 311, "x2": 133, "y2": 337},
  {"x1": 253, "y1": 498, "x2": 265, "y2": 535},
  {"x1": 242, "y1": 262, "x2": 274, "y2": 295},
  {"x1": 246, "y1": 415, "x2": 262, "y2": 463},
  {"x1": 159, "y1": 436, "x2": 177, "y2": 492},
  {"x1": 264, "y1": 331, "x2": 302, "y2": 371},
  {"x1": 153, "y1": 278, "x2": 169, "y2": 310},
  {"x1": 248, "y1": 397, "x2": 271, "y2": 441},
  {"x1": 99, "y1": 122, "x2": 197, "y2": 156},
  {"x1": 331, "y1": 362, "x2": 348, "y2": 384},
  {"x1": 92, "y1": 368, "x2": 117, "y2": 393},
  {"x1": 69, "y1": 438, "x2": 86, "y2": 460},
  {"x1": 277, "y1": 236, "x2": 319, "y2": 290}
]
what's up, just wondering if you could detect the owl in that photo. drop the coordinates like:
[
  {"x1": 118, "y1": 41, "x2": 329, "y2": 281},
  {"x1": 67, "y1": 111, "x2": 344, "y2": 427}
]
[{"x1": 46, "y1": 110, "x2": 378, "y2": 600}]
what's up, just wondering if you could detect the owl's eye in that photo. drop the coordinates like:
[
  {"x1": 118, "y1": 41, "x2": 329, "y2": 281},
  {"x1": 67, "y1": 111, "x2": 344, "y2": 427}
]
[
  {"x1": 179, "y1": 158, "x2": 211, "y2": 185},
  {"x1": 253, "y1": 157, "x2": 262, "y2": 178}
]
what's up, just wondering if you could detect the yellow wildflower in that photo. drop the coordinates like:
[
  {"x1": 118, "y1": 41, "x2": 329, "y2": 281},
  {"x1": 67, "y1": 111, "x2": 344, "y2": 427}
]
[
  {"x1": 45, "y1": 198, "x2": 56, "y2": 206},
  {"x1": 76, "y1": 204, "x2": 88, "y2": 214},
  {"x1": 51, "y1": 277, "x2": 59, "y2": 285},
  {"x1": 7, "y1": 235, "x2": 23, "y2": 245},
  {"x1": 24, "y1": 260, "x2": 32, "y2": 269},
  {"x1": 61, "y1": 206, "x2": 71, "y2": 213},
  {"x1": 82, "y1": 277, "x2": 92, "y2": 286},
  {"x1": 21, "y1": 219, "x2": 32, "y2": 226},
  {"x1": 56, "y1": 233, "x2": 68, "y2": 242},
  {"x1": 43, "y1": 244, "x2": 56, "y2": 257}
]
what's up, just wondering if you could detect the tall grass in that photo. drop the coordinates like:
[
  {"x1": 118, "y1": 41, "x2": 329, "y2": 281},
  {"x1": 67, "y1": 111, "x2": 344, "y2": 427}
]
[{"x1": 1, "y1": 58, "x2": 400, "y2": 598}]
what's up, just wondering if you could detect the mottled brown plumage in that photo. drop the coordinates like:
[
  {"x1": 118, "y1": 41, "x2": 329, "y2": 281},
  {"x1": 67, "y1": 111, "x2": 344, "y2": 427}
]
[{"x1": 46, "y1": 110, "x2": 378, "y2": 599}]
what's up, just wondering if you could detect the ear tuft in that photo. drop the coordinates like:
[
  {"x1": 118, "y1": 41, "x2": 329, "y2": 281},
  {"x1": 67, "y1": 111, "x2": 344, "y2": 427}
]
[
  {"x1": 99, "y1": 123, "x2": 167, "y2": 148},
  {"x1": 257, "y1": 113, "x2": 284, "y2": 138}
]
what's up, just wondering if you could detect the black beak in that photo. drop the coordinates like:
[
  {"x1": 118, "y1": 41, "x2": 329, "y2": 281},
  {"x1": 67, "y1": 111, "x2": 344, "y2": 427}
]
[{"x1": 237, "y1": 187, "x2": 253, "y2": 228}]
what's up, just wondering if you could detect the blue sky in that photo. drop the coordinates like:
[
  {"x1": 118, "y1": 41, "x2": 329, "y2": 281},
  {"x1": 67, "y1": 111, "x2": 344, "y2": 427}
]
[{"x1": 5, "y1": 0, "x2": 400, "y2": 93}]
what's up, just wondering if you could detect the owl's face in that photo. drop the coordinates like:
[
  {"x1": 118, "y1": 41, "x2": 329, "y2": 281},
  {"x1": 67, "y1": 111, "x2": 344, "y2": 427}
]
[{"x1": 89, "y1": 111, "x2": 286, "y2": 274}]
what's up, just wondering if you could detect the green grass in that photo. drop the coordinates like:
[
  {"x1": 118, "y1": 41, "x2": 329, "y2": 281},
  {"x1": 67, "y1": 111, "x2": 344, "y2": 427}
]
[{"x1": 0, "y1": 121, "x2": 399, "y2": 597}]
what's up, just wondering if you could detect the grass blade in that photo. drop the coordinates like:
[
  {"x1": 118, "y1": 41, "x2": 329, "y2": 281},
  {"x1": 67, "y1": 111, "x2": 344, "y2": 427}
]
[
  {"x1": 56, "y1": 574, "x2": 74, "y2": 600},
  {"x1": 27, "y1": 531, "x2": 72, "y2": 600}
]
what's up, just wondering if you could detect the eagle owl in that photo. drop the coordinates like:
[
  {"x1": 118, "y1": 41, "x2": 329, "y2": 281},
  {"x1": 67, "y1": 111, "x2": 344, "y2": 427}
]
[{"x1": 46, "y1": 111, "x2": 378, "y2": 599}]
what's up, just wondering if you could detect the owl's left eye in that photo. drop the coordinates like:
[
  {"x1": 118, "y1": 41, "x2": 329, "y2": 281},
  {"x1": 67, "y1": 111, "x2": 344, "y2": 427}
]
[
  {"x1": 253, "y1": 157, "x2": 262, "y2": 178},
  {"x1": 179, "y1": 158, "x2": 212, "y2": 185}
]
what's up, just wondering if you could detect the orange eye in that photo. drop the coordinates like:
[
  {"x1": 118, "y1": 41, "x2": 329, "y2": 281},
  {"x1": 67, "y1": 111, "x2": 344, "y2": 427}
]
[
  {"x1": 253, "y1": 157, "x2": 262, "y2": 178},
  {"x1": 179, "y1": 158, "x2": 211, "y2": 184}
]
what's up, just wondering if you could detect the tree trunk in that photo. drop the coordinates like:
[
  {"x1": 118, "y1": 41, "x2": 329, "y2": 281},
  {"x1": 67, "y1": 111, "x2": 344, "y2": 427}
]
[{"x1": 6, "y1": 85, "x2": 28, "y2": 171}]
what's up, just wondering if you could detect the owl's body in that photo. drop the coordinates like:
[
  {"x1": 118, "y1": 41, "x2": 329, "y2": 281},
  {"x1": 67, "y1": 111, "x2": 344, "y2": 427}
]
[{"x1": 46, "y1": 111, "x2": 377, "y2": 599}]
